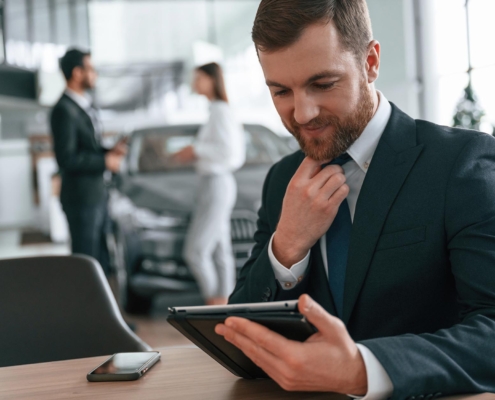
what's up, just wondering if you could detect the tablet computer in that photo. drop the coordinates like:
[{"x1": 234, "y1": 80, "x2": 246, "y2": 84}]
[{"x1": 166, "y1": 300, "x2": 316, "y2": 379}]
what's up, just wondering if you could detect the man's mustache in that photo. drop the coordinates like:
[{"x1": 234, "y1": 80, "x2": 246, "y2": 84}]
[{"x1": 291, "y1": 116, "x2": 339, "y2": 132}]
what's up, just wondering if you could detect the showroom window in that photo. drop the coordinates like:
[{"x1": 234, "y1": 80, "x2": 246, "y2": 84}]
[{"x1": 432, "y1": 0, "x2": 494, "y2": 132}]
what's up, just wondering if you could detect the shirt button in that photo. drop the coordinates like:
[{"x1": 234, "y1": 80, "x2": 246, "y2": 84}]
[
  {"x1": 297, "y1": 276, "x2": 303, "y2": 282},
  {"x1": 364, "y1": 161, "x2": 370, "y2": 169},
  {"x1": 284, "y1": 282, "x2": 293, "y2": 288}
]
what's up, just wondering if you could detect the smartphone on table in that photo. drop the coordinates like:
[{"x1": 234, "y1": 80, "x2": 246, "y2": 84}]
[{"x1": 87, "y1": 351, "x2": 160, "y2": 382}]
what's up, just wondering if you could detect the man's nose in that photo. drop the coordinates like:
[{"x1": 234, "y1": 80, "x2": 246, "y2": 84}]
[{"x1": 293, "y1": 93, "x2": 320, "y2": 125}]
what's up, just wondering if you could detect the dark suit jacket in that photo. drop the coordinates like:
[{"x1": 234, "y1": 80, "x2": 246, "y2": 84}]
[
  {"x1": 229, "y1": 104, "x2": 495, "y2": 399},
  {"x1": 50, "y1": 94, "x2": 107, "y2": 206}
]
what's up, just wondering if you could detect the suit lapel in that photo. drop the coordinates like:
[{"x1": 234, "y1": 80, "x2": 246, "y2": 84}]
[
  {"x1": 342, "y1": 104, "x2": 424, "y2": 325},
  {"x1": 62, "y1": 94, "x2": 100, "y2": 151}
]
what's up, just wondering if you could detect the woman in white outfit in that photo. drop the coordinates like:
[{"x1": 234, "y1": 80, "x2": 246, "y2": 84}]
[{"x1": 173, "y1": 63, "x2": 246, "y2": 305}]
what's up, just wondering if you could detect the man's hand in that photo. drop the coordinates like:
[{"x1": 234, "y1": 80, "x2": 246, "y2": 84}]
[
  {"x1": 215, "y1": 295, "x2": 367, "y2": 395},
  {"x1": 273, "y1": 157, "x2": 349, "y2": 267},
  {"x1": 172, "y1": 145, "x2": 196, "y2": 163},
  {"x1": 105, "y1": 151, "x2": 123, "y2": 173},
  {"x1": 112, "y1": 138, "x2": 128, "y2": 156}
]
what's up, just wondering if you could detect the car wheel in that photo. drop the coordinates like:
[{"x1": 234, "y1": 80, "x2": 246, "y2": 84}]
[
  {"x1": 113, "y1": 225, "x2": 154, "y2": 315},
  {"x1": 124, "y1": 287, "x2": 154, "y2": 315}
]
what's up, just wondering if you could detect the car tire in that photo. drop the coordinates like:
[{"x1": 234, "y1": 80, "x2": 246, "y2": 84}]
[
  {"x1": 113, "y1": 224, "x2": 154, "y2": 315},
  {"x1": 124, "y1": 287, "x2": 153, "y2": 315}
]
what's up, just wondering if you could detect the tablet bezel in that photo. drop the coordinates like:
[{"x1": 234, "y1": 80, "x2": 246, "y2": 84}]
[{"x1": 168, "y1": 299, "x2": 299, "y2": 315}]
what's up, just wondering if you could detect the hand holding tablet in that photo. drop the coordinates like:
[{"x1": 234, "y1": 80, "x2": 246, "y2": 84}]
[{"x1": 166, "y1": 300, "x2": 316, "y2": 379}]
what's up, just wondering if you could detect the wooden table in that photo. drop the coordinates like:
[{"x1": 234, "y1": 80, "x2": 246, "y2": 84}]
[{"x1": 0, "y1": 346, "x2": 492, "y2": 400}]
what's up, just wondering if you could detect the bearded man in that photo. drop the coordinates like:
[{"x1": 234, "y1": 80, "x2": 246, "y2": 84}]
[{"x1": 215, "y1": 0, "x2": 495, "y2": 399}]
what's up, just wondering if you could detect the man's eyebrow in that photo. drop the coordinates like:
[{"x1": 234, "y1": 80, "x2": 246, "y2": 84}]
[
  {"x1": 265, "y1": 71, "x2": 343, "y2": 88},
  {"x1": 265, "y1": 80, "x2": 288, "y2": 88}
]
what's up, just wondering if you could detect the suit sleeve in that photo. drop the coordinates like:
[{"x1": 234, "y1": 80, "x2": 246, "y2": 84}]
[
  {"x1": 359, "y1": 133, "x2": 495, "y2": 399},
  {"x1": 229, "y1": 165, "x2": 278, "y2": 303},
  {"x1": 51, "y1": 105, "x2": 106, "y2": 174}
]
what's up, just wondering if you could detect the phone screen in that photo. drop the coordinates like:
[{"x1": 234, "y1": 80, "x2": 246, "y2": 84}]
[{"x1": 91, "y1": 352, "x2": 158, "y2": 375}]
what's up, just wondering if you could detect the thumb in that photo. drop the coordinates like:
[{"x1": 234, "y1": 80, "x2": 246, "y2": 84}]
[{"x1": 298, "y1": 294, "x2": 345, "y2": 338}]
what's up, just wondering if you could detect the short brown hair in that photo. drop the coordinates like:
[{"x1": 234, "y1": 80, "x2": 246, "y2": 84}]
[
  {"x1": 196, "y1": 62, "x2": 229, "y2": 103},
  {"x1": 252, "y1": 0, "x2": 373, "y2": 59}
]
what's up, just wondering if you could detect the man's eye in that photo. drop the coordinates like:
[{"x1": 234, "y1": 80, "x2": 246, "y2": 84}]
[
  {"x1": 314, "y1": 83, "x2": 335, "y2": 90},
  {"x1": 274, "y1": 89, "x2": 289, "y2": 97}
]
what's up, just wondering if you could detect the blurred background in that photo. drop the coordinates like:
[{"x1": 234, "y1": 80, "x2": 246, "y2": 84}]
[{"x1": 0, "y1": 0, "x2": 493, "y2": 346}]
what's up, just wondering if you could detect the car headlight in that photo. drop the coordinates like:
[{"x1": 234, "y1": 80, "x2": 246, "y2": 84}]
[
  {"x1": 132, "y1": 208, "x2": 187, "y2": 229},
  {"x1": 109, "y1": 190, "x2": 188, "y2": 229}
]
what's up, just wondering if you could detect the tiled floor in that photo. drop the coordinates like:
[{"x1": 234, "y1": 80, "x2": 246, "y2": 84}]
[{"x1": 0, "y1": 230, "x2": 197, "y2": 349}]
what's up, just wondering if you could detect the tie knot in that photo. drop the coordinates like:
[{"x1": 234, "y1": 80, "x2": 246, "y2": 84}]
[{"x1": 323, "y1": 153, "x2": 352, "y2": 168}]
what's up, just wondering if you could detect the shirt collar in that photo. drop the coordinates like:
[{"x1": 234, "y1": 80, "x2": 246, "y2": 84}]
[
  {"x1": 347, "y1": 90, "x2": 392, "y2": 173},
  {"x1": 64, "y1": 88, "x2": 92, "y2": 111}
]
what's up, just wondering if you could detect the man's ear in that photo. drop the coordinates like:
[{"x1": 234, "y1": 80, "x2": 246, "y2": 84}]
[
  {"x1": 365, "y1": 40, "x2": 380, "y2": 84},
  {"x1": 71, "y1": 66, "x2": 84, "y2": 83}
]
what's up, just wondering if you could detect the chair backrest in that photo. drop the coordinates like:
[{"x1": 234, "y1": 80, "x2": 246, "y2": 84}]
[{"x1": 0, "y1": 255, "x2": 151, "y2": 367}]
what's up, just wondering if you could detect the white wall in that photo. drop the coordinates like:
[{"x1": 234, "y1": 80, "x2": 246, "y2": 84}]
[
  {"x1": 89, "y1": 0, "x2": 421, "y2": 128},
  {"x1": 367, "y1": 0, "x2": 421, "y2": 118},
  {"x1": 0, "y1": 140, "x2": 34, "y2": 229}
]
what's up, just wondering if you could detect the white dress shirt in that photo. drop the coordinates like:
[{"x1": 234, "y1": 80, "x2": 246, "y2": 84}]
[
  {"x1": 194, "y1": 100, "x2": 246, "y2": 176},
  {"x1": 268, "y1": 91, "x2": 394, "y2": 400}
]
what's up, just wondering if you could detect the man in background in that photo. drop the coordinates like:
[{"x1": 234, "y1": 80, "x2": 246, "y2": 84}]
[{"x1": 50, "y1": 48, "x2": 126, "y2": 274}]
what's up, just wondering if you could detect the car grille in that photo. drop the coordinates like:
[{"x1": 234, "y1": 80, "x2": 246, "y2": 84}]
[{"x1": 231, "y1": 212, "x2": 257, "y2": 242}]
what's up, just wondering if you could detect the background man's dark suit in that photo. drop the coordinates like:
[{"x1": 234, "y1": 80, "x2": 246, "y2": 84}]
[
  {"x1": 51, "y1": 93, "x2": 110, "y2": 273},
  {"x1": 229, "y1": 104, "x2": 495, "y2": 399}
]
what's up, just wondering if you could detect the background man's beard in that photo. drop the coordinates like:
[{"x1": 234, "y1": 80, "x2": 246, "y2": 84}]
[
  {"x1": 82, "y1": 77, "x2": 95, "y2": 91},
  {"x1": 284, "y1": 81, "x2": 375, "y2": 161}
]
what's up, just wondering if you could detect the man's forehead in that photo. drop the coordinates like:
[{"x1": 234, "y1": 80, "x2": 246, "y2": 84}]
[
  {"x1": 258, "y1": 22, "x2": 352, "y2": 86},
  {"x1": 83, "y1": 55, "x2": 93, "y2": 66}
]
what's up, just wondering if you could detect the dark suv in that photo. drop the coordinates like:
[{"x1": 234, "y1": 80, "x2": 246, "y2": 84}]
[{"x1": 108, "y1": 123, "x2": 294, "y2": 313}]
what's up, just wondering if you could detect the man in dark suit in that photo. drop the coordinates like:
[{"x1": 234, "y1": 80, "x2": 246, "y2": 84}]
[
  {"x1": 51, "y1": 49, "x2": 126, "y2": 274},
  {"x1": 215, "y1": 1, "x2": 495, "y2": 399}
]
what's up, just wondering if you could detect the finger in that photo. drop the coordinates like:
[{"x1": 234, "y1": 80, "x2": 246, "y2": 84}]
[
  {"x1": 294, "y1": 157, "x2": 327, "y2": 180},
  {"x1": 309, "y1": 164, "x2": 344, "y2": 190},
  {"x1": 223, "y1": 317, "x2": 297, "y2": 357},
  {"x1": 323, "y1": 181, "x2": 349, "y2": 206},
  {"x1": 215, "y1": 322, "x2": 292, "y2": 377},
  {"x1": 330, "y1": 184, "x2": 350, "y2": 211},
  {"x1": 298, "y1": 294, "x2": 346, "y2": 338}
]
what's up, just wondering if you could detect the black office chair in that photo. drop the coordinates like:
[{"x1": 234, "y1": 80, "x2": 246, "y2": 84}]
[{"x1": 0, "y1": 255, "x2": 151, "y2": 367}]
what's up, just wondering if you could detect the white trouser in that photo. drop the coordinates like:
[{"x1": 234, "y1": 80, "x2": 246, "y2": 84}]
[{"x1": 183, "y1": 173, "x2": 237, "y2": 299}]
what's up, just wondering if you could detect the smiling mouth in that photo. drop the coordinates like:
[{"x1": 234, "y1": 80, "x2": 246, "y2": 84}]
[{"x1": 299, "y1": 123, "x2": 331, "y2": 135}]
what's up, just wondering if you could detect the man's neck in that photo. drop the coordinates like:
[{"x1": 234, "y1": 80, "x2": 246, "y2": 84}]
[
  {"x1": 371, "y1": 86, "x2": 380, "y2": 116},
  {"x1": 66, "y1": 82, "x2": 85, "y2": 96}
]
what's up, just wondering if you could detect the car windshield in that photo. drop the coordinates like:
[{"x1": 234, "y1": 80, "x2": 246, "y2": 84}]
[{"x1": 128, "y1": 124, "x2": 293, "y2": 173}]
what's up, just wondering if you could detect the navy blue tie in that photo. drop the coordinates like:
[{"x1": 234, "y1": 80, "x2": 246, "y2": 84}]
[{"x1": 324, "y1": 153, "x2": 352, "y2": 318}]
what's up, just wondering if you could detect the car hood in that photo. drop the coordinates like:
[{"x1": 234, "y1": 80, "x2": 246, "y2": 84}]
[{"x1": 117, "y1": 165, "x2": 270, "y2": 215}]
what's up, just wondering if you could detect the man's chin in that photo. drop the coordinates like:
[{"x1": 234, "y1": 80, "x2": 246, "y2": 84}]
[{"x1": 300, "y1": 146, "x2": 337, "y2": 163}]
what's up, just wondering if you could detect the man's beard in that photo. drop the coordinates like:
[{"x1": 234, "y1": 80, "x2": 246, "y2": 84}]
[
  {"x1": 82, "y1": 77, "x2": 95, "y2": 91},
  {"x1": 283, "y1": 80, "x2": 375, "y2": 162}
]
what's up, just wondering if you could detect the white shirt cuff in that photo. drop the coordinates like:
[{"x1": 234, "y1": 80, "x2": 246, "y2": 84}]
[
  {"x1": 348, "y1": 344, "x2": 394, "y2": 400},
  {"x1": 268, "y1": 232, "x2": 310, "y2": 290}
]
